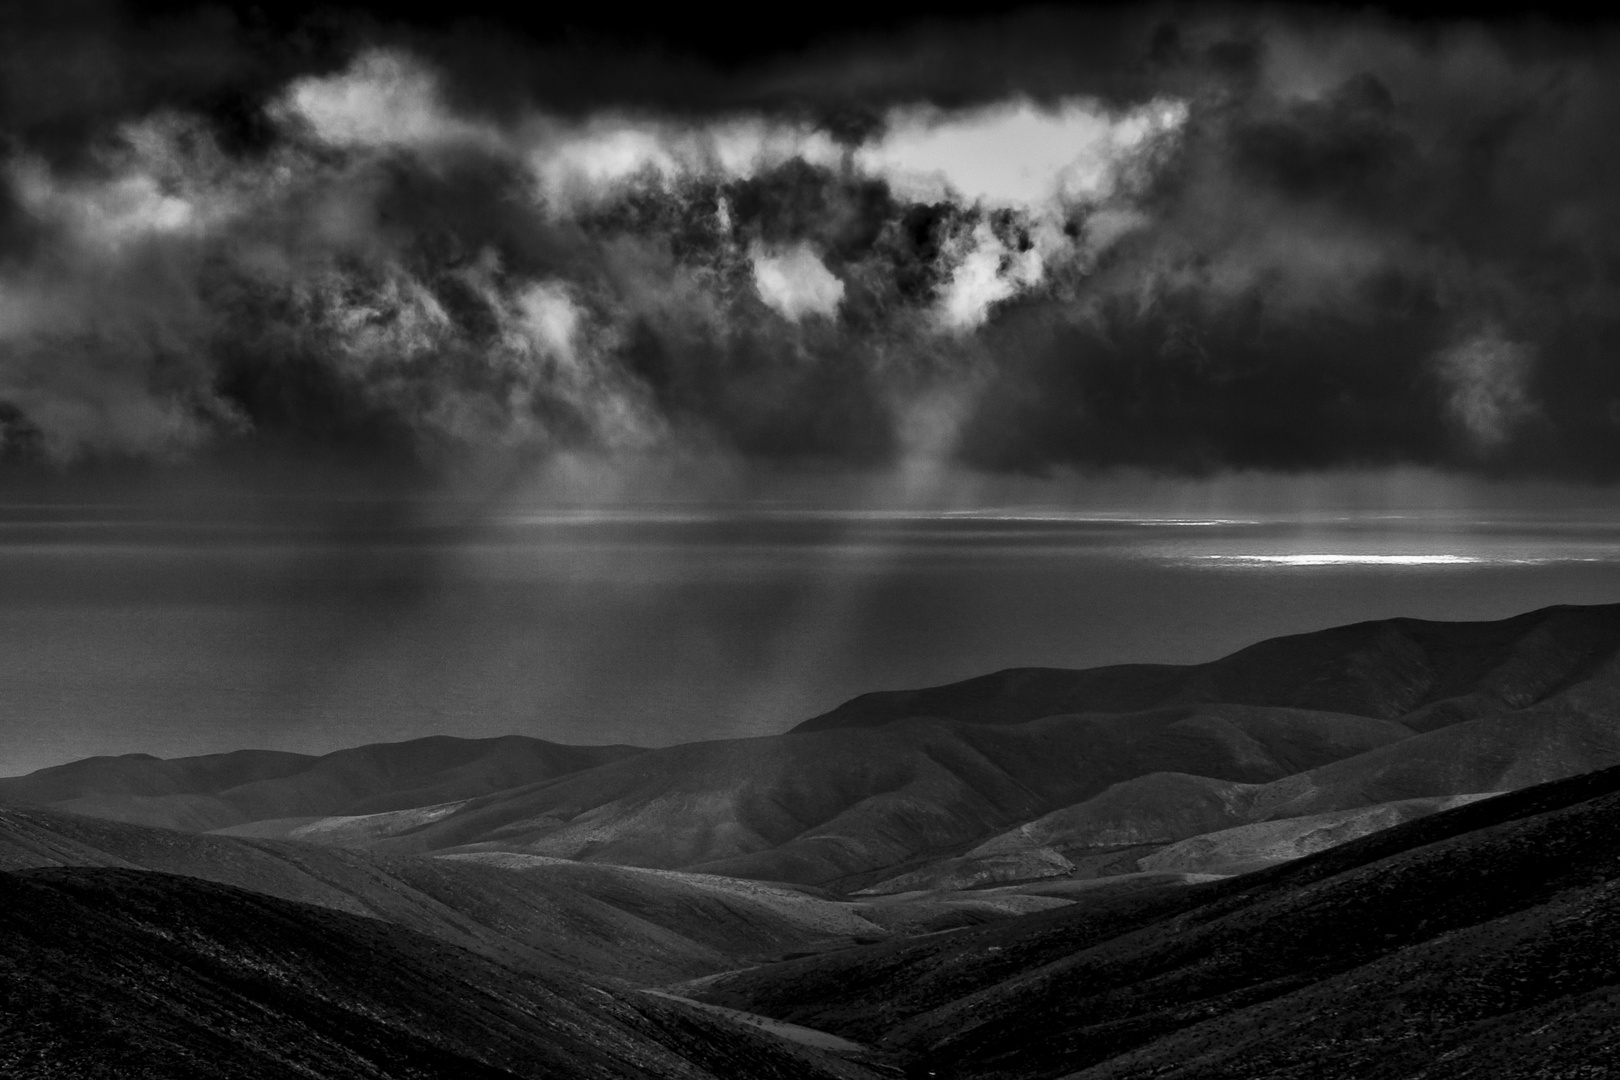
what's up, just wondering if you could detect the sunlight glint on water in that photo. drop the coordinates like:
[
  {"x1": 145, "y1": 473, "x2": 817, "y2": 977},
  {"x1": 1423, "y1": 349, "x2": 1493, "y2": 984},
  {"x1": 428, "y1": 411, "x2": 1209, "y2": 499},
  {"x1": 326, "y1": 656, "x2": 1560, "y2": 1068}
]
[{"x1": 5, "y1": 507, "x2": 1620, "y2": 773}]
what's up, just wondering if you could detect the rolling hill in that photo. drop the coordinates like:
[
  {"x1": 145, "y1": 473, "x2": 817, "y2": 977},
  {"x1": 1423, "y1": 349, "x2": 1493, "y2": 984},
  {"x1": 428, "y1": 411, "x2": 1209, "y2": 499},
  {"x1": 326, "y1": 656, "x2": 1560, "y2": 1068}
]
[
  {"x1": 686, "y1": 762, "x2": 1620, "y2": 1079},
  {"x1": 0, "y1": 866, "x2": 884, "y2": 1080},
  {"x1": 0, "y1": 802, "x2": 894, "y2": 985},
  {"x1": 794, "y1": 602, "x2": 1620, "y2": 732},
  {"x1": 0, "y1": 801, "x2": 1098, "y2": 988},
  {"x1": 10, "y1": 602, "x2": 1620, "y2": 1075},
  {"x1": 0, "y1": 735, "x2": 644, "y2": 832},
  {"x1": 848, "y1": 645, "x2": 1620, "y2": 892},
  {"x1": 351, "y1": 703, "x2": 1411, "y2": 886},
  {"x1": 8, "y1": 603, "x2": 1620, "y2": 895}
]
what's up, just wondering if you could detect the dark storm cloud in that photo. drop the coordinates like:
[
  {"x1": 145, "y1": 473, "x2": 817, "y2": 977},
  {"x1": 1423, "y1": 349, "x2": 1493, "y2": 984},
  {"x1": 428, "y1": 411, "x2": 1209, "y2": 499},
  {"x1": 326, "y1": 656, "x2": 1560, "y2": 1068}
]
[{"x1": 3, "y1": 3, "x2": 1620, "y2": 477}]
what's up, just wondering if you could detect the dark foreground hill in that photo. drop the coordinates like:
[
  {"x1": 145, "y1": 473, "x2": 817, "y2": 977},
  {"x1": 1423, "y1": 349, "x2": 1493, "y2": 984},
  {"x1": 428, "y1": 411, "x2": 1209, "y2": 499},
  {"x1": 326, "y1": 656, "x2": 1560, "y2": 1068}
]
[
  {"x1": 0, "y1": 802, "x2": 1095, "y2": 988},
  {"x1": 688, "y1": 763, "x2": 1620, "y2": 1079},
  {"x1": 0, "y1": 867, "x2": 881, "y2": 1080},
  {"x1": 0, "y1": 803, "x2": 902, "y2": 986}
]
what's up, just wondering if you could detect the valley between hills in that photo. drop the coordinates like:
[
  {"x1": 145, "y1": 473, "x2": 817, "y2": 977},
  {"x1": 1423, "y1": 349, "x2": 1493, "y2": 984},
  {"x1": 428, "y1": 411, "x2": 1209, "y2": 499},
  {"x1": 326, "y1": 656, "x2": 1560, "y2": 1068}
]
[{"x1": 7, "y1": 602, "x2": 1620, "y2": 1077}]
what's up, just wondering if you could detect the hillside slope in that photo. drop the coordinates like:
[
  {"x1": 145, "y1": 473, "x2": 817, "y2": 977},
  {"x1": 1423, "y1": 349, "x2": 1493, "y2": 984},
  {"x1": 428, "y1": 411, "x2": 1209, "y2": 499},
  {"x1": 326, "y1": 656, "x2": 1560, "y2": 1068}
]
[
  {"x1": 795, "y1": 602, "x2": 1620, "y2": 733},
  {"x1": 869, "y1": 691, "x2": 1620, "y2": 891},
  {"x1": 358, "y1": 704, "x2": 1409, "y2": 886},
  {"x1": 0, "y1": 804, "x2": 892, "y2": 985},
  {"x1": 0, "y1": 735, "x2": 643, "y2": 832},
  {"x1": 0, "y1": 867, "x2": 881, "y2": 1080},
  {"x1": 297, "y1": 677, "x2": 1620, "y2": 891},
  {"x1": 690, "y1": 764, "x2": 1620, "y2": 1079}
]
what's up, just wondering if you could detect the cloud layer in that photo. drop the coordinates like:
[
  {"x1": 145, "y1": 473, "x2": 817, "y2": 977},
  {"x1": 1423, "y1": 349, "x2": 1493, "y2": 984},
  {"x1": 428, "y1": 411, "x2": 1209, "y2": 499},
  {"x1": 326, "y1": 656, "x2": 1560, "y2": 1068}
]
[{"x1": 3, "y1": 6, "x2": 1620, "y2": 479}]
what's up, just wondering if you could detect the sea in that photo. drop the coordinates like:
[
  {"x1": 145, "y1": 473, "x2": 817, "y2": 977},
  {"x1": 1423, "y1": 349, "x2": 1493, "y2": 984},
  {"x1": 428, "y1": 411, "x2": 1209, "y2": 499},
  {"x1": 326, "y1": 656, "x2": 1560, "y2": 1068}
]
[{"x1": 5, "y1": 501, "x2": 1620, "y2": 774}]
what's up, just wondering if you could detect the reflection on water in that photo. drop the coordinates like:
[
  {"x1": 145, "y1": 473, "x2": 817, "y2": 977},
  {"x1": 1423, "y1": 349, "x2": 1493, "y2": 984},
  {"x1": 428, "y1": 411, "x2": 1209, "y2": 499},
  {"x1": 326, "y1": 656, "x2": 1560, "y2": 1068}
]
[
  {"x1": 4, "y1": 504, "x2": 1620, "y2": 774},
  {"x1": 1196, "y1": 553, "x2": 1491, "y2": 566}
]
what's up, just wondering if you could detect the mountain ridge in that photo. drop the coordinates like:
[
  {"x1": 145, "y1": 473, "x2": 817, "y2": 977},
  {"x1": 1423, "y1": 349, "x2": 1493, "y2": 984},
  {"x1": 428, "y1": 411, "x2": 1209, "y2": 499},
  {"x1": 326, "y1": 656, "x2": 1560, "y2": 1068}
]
[
  {"x1": 793, "y1": 602, "x2": 1620, "y2": 732},
  {"x1": 8, "y1": 602, "x2": 1620, "y2": 893}
]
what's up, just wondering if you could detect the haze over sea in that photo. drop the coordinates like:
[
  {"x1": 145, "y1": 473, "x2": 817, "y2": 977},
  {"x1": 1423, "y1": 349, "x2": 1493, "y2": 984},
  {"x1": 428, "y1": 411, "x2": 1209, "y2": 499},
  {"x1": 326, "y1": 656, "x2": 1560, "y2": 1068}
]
[{"x1": 7, "y1": 481, "x2": 1620, "y2": 776}]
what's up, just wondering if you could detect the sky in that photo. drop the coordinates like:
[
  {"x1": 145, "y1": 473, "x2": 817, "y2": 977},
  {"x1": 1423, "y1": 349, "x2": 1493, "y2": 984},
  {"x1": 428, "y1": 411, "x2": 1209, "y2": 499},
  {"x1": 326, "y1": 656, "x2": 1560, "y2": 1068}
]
[
  {"x1": 6, "y1": 0, "x2": 1620, "y2": 481},
  {"x1": 4, "y1": 0, "x2": 1620, "y2": 770}
]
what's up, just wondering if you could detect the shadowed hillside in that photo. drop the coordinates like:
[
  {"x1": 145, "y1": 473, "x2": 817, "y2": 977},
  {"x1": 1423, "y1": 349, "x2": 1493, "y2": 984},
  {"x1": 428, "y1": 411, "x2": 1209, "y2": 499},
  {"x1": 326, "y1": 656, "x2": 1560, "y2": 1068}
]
[
  {"x1": 0, "y1": 803, "x2": 1102, "y2": 987},
  {"x1": 0, "y1": 867, "x2": 882, "y2": 1080},
  {"x1": 356, "y1": 704, "x2": 1409, "y2": 885},
  {"x1": 306, "y1": 671, "x2": 1620, "y2": 889},
  {"x1": 0, "y1": 803, "x2": 900, "y2": 985},
  {"x1": 688, "y1": 764, "x2": 1620, "y2": 1079},
  {"x1": 861, "y1": 688, "x2": 1620, "y2": 892},
  {"x1": 794, "y1": 603, "x2": 1620, "y2": 733}
]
